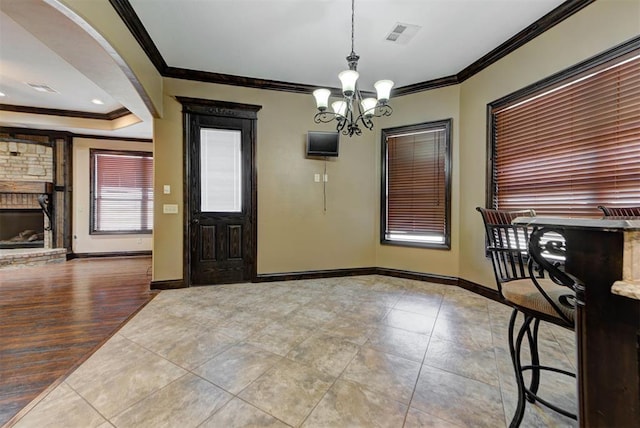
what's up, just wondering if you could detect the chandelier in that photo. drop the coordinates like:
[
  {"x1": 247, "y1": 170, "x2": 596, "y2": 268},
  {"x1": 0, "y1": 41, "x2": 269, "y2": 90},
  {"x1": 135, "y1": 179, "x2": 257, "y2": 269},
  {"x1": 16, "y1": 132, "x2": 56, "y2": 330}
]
[{"x1": 312, "y1": 0, "x2": 394, "y2": 137}]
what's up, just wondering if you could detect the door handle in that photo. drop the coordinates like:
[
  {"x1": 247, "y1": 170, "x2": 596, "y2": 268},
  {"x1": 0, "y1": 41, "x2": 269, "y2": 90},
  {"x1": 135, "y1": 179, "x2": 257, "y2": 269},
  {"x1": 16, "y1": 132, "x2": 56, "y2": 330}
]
[{"x1": 192, "y1": 218, "x2": 200, "y2": 224}]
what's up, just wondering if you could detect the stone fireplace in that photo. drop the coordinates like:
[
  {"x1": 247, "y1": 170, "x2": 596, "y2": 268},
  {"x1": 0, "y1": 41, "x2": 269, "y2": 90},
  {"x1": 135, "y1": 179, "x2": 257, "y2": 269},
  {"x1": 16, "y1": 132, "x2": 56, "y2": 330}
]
[
  {"x1": 0, "y1": 138, "x2": 66, "y2": 268},
  {"x1": 0, "y1": 184, "x2": 52, "y2": 249}
]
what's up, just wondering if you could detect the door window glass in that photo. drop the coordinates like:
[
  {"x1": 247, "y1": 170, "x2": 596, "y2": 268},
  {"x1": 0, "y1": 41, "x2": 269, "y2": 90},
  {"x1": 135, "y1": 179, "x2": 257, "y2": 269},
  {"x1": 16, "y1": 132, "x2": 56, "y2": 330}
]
[{"x1": 200, "y1": 129, "x2": 242, "y2": 212}]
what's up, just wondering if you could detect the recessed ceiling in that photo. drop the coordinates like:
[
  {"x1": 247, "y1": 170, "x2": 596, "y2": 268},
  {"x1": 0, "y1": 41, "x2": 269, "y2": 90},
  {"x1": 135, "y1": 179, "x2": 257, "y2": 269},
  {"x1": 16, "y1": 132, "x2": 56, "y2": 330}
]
[{"x1": 0, "y1": 0, "x2": 581, "y2": 139}]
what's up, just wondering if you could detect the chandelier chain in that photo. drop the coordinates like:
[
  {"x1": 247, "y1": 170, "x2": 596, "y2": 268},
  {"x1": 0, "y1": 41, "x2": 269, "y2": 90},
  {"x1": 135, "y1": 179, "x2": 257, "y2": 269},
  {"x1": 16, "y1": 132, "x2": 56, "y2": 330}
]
[{"x1": 351, "y1": 0, "x2": 355, "y2": 55}]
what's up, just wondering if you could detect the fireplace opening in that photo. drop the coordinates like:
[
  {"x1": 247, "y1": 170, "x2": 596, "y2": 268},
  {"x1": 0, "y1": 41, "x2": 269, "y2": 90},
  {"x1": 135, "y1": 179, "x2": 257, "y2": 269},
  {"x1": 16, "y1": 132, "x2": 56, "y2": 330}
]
[{"x1": 0, "y1": 209, "x2": 45, "y2": 249}]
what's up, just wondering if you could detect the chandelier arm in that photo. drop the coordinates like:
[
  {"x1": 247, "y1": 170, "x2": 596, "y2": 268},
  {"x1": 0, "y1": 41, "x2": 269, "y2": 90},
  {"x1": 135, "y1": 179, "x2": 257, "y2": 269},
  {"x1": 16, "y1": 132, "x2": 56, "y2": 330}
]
[{"x1": 314, "y1": 111, "x2": 341, "y2": 124}]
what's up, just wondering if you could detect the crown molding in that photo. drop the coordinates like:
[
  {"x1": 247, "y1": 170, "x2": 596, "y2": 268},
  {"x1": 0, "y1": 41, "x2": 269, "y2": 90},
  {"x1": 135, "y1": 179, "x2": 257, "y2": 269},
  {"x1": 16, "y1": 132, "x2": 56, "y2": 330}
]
[
  {"x1": 112, "y1": 0, "x2": 594, "y2": 96},
  {"x1": 0, "y1": 104, "x2": 131, "y2": 121}
]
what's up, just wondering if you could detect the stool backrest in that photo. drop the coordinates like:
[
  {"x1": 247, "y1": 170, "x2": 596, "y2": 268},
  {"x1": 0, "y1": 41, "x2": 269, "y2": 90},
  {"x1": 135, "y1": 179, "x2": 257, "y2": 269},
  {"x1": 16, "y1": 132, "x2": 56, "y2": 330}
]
[
  {"x1": 598, "y1": 205, "x2": 640, "y2": 217},
  {"x1": 476, "y1": 207, "x2": 536, "y2": 295}
]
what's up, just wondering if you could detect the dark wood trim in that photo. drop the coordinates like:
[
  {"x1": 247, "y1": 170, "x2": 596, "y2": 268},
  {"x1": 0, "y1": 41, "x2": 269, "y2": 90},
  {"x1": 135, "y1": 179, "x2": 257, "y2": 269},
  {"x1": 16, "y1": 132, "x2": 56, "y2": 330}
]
[
  {"x1": 0, "y1": 137, "x2": 53, "y2": 147},
  {"x1": 490, "y1": 34, "x2": 640, "y2": 110},
  {"x1": 393, "y1": 75, "x2": 460, "y2": 97},
  {"x1": 176, "y1": 97, "x2": 262, "y2": 118},
  {"x1": 72, "y1": 134, "x2": 152, "y2": 143},
  {"x1": 111, "y1": 0, "x2": 593, "y2": 97},
  {"x1": 0, "y1": 181, "x2": 53, "y2": 194},
  {"x1": 108, "y1": 0, "x2": 168, "y2": 74},
  {"x1": 0, "y1": 126, "x2": 71, "y2": 139},
  {"x1": 457, "y1": 0, "x2": 595, "y2": 82},
  {"x1": 255, "y1": 267, "x2": 378, "y2": 282},
  {"x1": 167, "y1": 67, "x2": 321, "y2": 95},
  {"x1": 150, "y1": 279, "x2": 186, "y2": 290},
  {"x1": 457, "y1": 278, "x2": 503, "y2": 303},
  {"x1": 376, "y1": 268, "x2": 458, "y2": 286},
  {"x1": 0, "y1": 104, "x2": 131, "y2": 121},
  {"x1": 67, "y1": 251, "x2": 152, "y2": 259},
  {"x1": 1, "y1": 126, "x2": 152, "y2": 143}
]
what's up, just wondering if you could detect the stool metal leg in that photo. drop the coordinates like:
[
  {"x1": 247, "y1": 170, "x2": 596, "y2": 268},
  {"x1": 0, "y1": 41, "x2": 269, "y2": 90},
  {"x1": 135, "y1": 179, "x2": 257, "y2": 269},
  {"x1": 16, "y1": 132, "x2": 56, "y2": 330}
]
[
  {"x1": 526, "y1": 318, "x2": 541, "y2": 403},
  {"x1": 508, "y1": 309, "x2": 531, "y2": 428}
]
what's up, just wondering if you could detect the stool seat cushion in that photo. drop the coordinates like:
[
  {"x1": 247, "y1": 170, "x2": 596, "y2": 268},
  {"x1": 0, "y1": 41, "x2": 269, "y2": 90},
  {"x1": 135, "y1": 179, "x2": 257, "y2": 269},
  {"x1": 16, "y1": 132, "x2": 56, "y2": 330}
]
[{"x1": 503, "y1": 278, "x2": 575, "y2": 322}]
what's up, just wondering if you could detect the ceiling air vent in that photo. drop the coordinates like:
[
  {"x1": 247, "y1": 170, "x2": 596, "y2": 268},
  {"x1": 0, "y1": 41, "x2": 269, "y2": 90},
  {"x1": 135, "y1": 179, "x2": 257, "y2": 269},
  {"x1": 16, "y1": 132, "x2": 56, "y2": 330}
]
[
  {"x1": 26, "y1": 83, "x2": 58, "y2": 93},
  {"x1": 385, "y1": 23, "x2": 421, "y2": 45}
]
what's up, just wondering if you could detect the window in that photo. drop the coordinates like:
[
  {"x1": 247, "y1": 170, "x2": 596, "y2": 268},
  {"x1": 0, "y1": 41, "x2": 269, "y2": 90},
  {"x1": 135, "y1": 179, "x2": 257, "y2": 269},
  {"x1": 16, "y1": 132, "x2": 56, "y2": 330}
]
[
  {"x1": 381, "y1": 119, "x2": 452, "y2": 249},
  {"x1": 90, "y1": 149, "x2": 153, "y2": 234},
  {"x1": 489, "y1": 40, "x2": 640, "y2": 217}
]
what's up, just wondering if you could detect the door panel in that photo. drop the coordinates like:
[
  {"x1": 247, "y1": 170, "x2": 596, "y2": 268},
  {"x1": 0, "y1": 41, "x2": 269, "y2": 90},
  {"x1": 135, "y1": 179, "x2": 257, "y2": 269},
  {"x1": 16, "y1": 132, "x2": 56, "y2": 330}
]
[{"x1": 187, "y1": 112, "x2": 255, "y2": 285}]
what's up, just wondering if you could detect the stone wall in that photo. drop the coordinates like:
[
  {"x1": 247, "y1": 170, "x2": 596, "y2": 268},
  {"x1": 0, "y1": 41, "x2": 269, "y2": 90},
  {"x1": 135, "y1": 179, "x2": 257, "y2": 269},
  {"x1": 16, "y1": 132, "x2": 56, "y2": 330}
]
[{"x1": 0, "y1": 141, "x2": 53, "y2": 182}]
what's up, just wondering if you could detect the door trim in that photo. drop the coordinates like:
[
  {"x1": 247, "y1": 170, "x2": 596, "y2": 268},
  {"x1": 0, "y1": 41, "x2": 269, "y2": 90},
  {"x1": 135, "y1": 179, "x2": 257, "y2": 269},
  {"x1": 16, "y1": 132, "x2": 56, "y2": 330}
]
[{"x1": 179, "y1": 97, "x2": 261, "y2": 287}]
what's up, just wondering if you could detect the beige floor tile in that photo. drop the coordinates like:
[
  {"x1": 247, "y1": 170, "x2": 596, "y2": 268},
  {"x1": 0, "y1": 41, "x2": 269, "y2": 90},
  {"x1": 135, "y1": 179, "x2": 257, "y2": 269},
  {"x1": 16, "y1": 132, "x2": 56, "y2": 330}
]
[
  {"x1": 66, "y1": 334, "x2": 187, "y2": 419},
  {"x1": 320, "y1": 316, "x2": 373, "y2": 345},
  {"x1": 393, "y1": 293, "x2": 443, "y2": 318},
  {"x1": 424, "y1": 337, "x2": 500, "y2": 387},
  {"x1": 247, "y1": 319, "x2": 315, "y2": 356},
  {"x1": 412, "y1": 365, "x2": 505, "y2": 428},
  {"x1": 404, "y1": 407, "x2": 464, "y2": 428},
  {"x1": 287, "y1": 332, "x2": 360, "y2": 377},
  {"x1": 123, "y1": 316, "x2": 238, "y2": 370},
  {"x1": 239, "y1": 358, "x2": 334, "y2": 426},
  {"x1": 431, "y1": 315, "x2": 494, "y2": 350},
  {"x1": 200, "y1": 398, "x2": 290, "y2": 427},
  {"x1": 383, "y1": 308, "x2": 436, "y2": 335},
  {"x1": 193, "y1": 343, "x2": 282, "y2": 394},
  {"x1": 14, "y1": 382, "x2": 107, "y2": 428},
  {"x1": 364, "y1": 325, "x2": 430, "y2": 362},
  {"x1": 302, "y1": 379, "x2": 407, "y2": 427},
  {"x1": 342, "y1": 347, "x2": 421, "y2": 403},
  {"x1": 110, "y1": 373, "x2": 231, "y2": 428}
]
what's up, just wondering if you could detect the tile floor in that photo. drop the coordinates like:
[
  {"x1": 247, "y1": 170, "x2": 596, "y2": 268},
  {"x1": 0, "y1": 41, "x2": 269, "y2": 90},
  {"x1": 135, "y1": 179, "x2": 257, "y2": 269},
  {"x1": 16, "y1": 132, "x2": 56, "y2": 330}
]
[{"x1": 12, "y1": 276, "x2": 577, "y2": 427}]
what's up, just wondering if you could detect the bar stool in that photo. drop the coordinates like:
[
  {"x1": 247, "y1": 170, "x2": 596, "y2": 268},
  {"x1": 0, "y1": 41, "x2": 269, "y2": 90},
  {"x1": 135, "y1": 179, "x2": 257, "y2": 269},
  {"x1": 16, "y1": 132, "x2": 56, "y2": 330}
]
[{"x1": 477, "y1": 207, "x2": 579, "y2": 427}]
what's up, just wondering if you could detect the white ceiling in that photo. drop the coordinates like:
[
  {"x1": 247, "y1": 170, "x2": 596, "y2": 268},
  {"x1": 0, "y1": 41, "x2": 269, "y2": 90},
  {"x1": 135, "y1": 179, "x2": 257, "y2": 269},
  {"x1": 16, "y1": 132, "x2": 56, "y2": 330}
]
[{"x1": 0, "y1": 0, "x2": 568, "y2": 139}]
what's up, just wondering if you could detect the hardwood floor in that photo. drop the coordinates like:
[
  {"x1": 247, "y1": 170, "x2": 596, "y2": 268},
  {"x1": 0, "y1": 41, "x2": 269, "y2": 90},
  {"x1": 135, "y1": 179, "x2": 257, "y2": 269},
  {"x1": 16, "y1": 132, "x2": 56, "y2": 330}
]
[{"x1": 0, "y1": 256, "x2": 155, "y2": 427}]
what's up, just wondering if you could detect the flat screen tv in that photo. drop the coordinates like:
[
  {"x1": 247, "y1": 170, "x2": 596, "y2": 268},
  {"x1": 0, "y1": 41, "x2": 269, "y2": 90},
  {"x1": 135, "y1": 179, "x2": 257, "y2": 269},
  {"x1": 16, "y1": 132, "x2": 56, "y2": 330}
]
[{"x1": 306, "y1": 131, "x2": 339, "y2": 157}]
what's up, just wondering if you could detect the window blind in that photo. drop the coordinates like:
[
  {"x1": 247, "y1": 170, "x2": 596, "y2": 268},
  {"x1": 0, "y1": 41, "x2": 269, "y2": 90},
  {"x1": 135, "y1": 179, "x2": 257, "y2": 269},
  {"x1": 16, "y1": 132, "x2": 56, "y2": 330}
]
[
  {"x1": 92, "y1": 151, "x2": 153, "y2": 233},
  {"x1": 385, "y1": 128, "x2": 447, "y2": 242},
  {"x1": 492, "y1": 53, "x2": 640, "y2": 217}
]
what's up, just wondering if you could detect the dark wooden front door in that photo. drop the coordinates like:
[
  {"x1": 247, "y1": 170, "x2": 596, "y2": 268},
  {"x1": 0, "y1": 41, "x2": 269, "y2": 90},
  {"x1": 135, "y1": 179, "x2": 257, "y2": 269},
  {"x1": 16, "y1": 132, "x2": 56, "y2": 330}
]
[{"x1": 181, "y1": 98, "x2": 260, "y2": 285}]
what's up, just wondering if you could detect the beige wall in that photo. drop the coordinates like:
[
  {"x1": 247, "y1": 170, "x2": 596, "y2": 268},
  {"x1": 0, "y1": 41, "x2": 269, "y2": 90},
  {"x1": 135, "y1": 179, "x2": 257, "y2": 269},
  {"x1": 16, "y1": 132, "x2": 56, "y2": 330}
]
[
  {"x1": 153, "y1": 79, "x2": 378, "y2": 281},
  {"x1": 374, "y1": 85, "x2": 461, "y2": 278},
  {"x1": 458, "y1": 0, "x2": 640, "y2": 289},
  {"x1": 72, "y1": 137, "x2": 153, "y2": 254}
]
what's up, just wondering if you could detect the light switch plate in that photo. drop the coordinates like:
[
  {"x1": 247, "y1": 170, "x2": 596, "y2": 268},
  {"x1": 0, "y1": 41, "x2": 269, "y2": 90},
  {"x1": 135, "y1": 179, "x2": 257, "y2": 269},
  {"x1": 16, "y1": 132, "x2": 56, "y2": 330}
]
[
  {"x1": 163, "y1": 204, "x2": 178, "y2": 214},
  {"x1": 163, "y1": 184, "x2": 171, "y2": 194}
]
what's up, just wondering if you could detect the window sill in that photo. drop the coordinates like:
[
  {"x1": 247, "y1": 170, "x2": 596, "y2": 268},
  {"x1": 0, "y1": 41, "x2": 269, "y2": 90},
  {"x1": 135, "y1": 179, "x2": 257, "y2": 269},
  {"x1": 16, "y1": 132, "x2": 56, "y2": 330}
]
[{"x1": 380, "y1": 239, "x2": 450, "y2": 250}]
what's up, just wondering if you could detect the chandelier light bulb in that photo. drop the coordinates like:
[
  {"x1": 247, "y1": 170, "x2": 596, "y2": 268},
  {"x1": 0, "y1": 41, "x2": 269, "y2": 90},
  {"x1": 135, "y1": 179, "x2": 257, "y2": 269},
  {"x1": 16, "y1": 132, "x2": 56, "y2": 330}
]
[
  {"x1": 374, "y1": 80, "x2": 394, "y2": 103},
  {"x1": 332, "y1": 100, "x2": 347, "y2": 117},
  {"x1": 361, "y1": 98, "x2": 378, "y2": 117},
  {"x1": 313, "y1": 88, "x2": 331, "y2": 111},
  {"x1": 339, "y1": 70, "x2": 359, "y2": 97}
]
